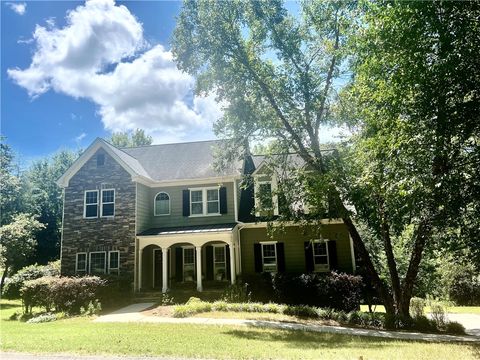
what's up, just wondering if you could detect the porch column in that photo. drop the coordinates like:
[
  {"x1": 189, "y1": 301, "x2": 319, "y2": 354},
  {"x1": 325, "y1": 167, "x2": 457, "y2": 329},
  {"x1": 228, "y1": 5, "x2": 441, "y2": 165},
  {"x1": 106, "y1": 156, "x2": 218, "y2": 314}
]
[
  {"x1": 196, "y1": 246, "x2": 203, "y2": 291},
  {"x1": 229, "y1": 243, "x2": 236, "y2": 284},
  {"x1": 138, "y1": 247, "x2": 143, "y2": 291},
  {"x1": 162, "y1": 247, "x2": 169, "y2": 293}
]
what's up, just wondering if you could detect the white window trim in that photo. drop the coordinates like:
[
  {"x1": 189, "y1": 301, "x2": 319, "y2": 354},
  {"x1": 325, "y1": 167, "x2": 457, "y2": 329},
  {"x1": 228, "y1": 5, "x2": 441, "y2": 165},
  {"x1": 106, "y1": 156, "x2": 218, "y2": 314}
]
[
  {"x1": 154, "y1": 191, "x2": 171, "y2": 216},
  {"x1": 213, "y1": 244, "x2": 226, "y2": 281},
  {"x1": 89, "y1": 251, "x2": 106, "y2": 274},
  {"x1": 84, "y1": 190, "x2": 99, "y2": 219},
  {"x1": 260, "y1": 241, "x2": 278, "y2": 272},
  {"x1": 254, "y1": 177, "x2": 279, "y2": 216},
  {"x1": 182, "y1": 246, "x2": 195, "y2": 282},
  {"x1": 100, "y1": 189, "x2": 115, "y2": 218},
  {"x1": 188, "y1": 186, "x2": 221, "y2": 217},
  {"x1": 313, "y1": 239, "x2": 330, "y2": 272},
  {"x1": 108, "y1": 250, "x2": 120, "y2": 274},
  {"x1": 75, "y1": 252, "x2": 87, "y2": 273}
]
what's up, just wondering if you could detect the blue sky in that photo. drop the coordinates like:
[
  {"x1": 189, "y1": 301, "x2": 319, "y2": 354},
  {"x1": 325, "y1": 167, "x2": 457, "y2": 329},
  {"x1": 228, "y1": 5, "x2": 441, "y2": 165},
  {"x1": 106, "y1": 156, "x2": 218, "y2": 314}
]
[{"x1": 2, "y1": 0, "x2": 344, "y2": 165}]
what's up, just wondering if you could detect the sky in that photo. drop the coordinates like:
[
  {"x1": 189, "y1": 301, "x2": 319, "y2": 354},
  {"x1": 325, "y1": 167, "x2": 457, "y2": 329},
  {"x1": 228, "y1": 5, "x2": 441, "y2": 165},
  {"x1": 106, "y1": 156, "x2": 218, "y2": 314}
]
[{"x1": 1, "y1": 0, "x2": 345, "y2": 164}]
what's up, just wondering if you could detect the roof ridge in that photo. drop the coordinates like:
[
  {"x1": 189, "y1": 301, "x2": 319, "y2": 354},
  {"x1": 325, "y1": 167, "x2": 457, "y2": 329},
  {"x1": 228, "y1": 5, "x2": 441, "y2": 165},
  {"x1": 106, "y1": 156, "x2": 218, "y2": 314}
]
[{"x1": 120, "y1": 139, "x2": 224, "y2": 150}]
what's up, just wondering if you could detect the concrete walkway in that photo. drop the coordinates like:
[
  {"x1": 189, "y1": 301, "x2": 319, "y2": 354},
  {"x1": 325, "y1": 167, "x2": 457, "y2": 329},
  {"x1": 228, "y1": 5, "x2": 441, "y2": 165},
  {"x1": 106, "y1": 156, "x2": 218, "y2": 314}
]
[{"x1": 94, "y1": 303, "x2": 480, "y2": 343}]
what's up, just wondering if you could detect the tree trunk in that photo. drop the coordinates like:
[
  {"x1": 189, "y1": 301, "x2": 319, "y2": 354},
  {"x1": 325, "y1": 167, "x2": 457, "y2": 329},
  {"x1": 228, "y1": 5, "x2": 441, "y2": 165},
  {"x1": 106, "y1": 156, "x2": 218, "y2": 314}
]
[{"x1": 0, "y1": 264, "x2": 9, "y2": 293}]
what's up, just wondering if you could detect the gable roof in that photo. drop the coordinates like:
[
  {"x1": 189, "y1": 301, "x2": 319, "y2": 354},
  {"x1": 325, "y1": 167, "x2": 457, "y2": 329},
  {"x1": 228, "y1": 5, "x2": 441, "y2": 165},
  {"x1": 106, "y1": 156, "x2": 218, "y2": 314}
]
[
  {"x1": 122, "y1": 140, "x2": 243, "y2": 181},
  {"x1": 57, "y1": 138, "x2": 243, "y2": 188}
]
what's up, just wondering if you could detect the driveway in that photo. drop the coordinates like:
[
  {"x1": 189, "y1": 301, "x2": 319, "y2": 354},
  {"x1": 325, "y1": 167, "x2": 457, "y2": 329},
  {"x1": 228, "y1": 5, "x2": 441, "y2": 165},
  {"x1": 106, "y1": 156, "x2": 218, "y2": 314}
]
[{"x1": 445, "y1": 313, "x2": 480, "y2": 336}]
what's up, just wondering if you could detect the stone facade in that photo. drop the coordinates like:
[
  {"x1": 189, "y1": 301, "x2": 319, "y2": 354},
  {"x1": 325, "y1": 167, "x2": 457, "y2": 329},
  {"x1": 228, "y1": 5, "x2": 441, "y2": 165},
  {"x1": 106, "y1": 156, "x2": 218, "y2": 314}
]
[{"x1": 61, "y1": 148, "x2": 136, "y2": 282}]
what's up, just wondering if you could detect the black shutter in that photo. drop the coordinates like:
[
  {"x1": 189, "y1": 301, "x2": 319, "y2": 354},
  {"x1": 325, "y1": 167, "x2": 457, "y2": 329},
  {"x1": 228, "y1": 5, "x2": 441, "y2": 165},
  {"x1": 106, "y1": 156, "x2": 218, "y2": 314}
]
[
  {"x1": 226, "y1": 245, "x2": 231, "y2": 280},
  {"x1": 206, "y1": 246, "x2": 214, "y2": 281},
  {"x1": 254, "y1": 243, "x2": 262, "y2": 273},
  {"x1": 219, "y1": 186, "x2": 227, "y2": 214},
  {"x1": 276, "y1": 242, "x2": 285, "y2": 272},
  {"x1": 182, "y1": 190, "x2": 190, "y2": 216},
  {"x1": 175, "y1": 247, "x2": 183, "y2": 282},
  {"x1": 328, "y1": 240, "x2": 338, "y2": 271},
  {"x1": 304, "y1": 241, "x2": 314, "y2": 273}
]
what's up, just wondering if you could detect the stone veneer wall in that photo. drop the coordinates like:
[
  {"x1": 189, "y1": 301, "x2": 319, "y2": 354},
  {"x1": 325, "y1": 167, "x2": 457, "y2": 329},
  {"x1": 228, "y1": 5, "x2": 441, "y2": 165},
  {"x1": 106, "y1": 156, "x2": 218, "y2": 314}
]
[{"x1": 61, "y1": 148, "x2": 136, "y2": 281}]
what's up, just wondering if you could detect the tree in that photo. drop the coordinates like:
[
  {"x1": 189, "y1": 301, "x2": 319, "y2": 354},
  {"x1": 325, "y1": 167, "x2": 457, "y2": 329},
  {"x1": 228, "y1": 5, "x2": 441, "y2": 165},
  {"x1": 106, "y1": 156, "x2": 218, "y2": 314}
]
[
  {"x1": 172, "y1": 0, "x2": 480, "y2": 317},
  {"x1": 110, "y1": 129, "x2": 153, "y2": 148},
  {"x1": 0, "y1": 137, "x2": 21, "y2": 225},
  {"x1": 21, "y1": 150, "x2": 78, "y2": 263},
  {"x1": 0, "y1": 214, "x2": 45, "y2": 291}
]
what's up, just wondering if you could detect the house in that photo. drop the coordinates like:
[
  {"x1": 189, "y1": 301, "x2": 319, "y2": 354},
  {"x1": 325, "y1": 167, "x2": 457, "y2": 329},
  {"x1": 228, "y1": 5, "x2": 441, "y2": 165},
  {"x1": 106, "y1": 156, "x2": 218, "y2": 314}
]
[{"x1": 57, "y1": 138, "x2": 356, "y2": 293}]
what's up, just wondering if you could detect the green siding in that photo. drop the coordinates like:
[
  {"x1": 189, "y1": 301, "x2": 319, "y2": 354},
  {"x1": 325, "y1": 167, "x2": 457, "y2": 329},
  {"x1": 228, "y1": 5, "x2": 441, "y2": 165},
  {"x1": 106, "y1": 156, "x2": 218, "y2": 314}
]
[
  {"x1": 240, "y1": 224, "x2": 354, "y2": 274},
  {"x1": 136, "y1": 182, "x2": 235, "y2": 232}
]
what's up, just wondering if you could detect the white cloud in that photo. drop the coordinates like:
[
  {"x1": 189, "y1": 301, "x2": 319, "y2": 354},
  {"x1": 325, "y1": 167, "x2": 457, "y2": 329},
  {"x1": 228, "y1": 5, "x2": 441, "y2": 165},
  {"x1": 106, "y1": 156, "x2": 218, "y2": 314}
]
[
  {"x1": 75, "y1": 132, "x2": 87, "y2": 142},
  {"x1": 8, "y1": 0, "x2": 222, "y2": 143},
  {"x1": 6, "y1": 2, "x2": 26, "y2": 15}
]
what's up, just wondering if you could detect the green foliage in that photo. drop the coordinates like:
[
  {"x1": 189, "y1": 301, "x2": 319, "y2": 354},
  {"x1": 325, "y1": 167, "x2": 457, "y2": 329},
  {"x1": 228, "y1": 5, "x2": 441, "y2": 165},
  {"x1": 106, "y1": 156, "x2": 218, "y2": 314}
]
[
  {"x1": 110, "y1": 129, "x2": 153, "y2": 148},
  {"x1": 3, "y1": 261, "x2": 60, "y2": 299},
  {"x1": 26, "y1": 313, "x2": 57, "y2": 324},
  {"x1": 0, "y1": 137, "x2": 21, "y2": 225},
  {"x1": 21, "y1": 276, "x2": 106, "y2": 315},
  {"x1": 429, "y1": 301, "x2": 447, "y2": 328},
  {"x1": 80, "y1": 300, "x2": 102, "y2": 316},
  {"x1": 410, "y1": 297, "x2": 426, "y2": 319},
  {"x1": 0, "y1": 214, "x2": 45, "y2": 290},
  {"x1": 221, "y1": 283, "x2": 251, "y2": 303},
  {"x1": 444, "y1": 321, "x2": 466, "y2": 335}
]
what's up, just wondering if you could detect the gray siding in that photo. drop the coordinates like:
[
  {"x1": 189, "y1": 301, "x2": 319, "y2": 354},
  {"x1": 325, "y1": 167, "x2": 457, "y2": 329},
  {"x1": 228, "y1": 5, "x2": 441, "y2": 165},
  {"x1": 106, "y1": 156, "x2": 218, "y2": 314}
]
[{"x1": 136, "y1": 183, "x2": 151, "y2": 234}]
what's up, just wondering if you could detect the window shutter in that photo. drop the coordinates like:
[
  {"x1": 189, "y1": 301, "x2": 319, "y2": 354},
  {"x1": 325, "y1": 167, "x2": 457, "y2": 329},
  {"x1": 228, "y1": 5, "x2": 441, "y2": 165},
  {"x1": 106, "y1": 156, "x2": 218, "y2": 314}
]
[
  {"x1": 327, "y1": 240, "x2": 338, "y2": 271},
  {"x1": 304, "y1": 241, "x2": 314, "y2": 273},
  {"x1": 219, "y1": 186, "x2": 228, "y2": 214},
  {"x1": 175, "y1": 248, "x2": 183, "y2": 282},
  {"x1": 206, "y1": 246, "x2": 214, "y2": 281},
  {"x1": 182, "y1": 190, "x2": 190, "y2": 216},
  {"x1": 226, "y1": 245, "x2": 231, "y2": 280},
  {"x1": 254, "y1": 244, "x2": 262, "y2": 273},
  {"x1": 276, "y1": 242, "x2": 286, "y2": 272}
]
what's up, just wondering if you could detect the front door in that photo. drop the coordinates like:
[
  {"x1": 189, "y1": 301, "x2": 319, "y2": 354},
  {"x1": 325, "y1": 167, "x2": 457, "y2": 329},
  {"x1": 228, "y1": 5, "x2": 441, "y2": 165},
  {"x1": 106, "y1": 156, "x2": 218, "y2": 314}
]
[{"x1": 153, "y1": 248, "x2": 162, "y2": 288}]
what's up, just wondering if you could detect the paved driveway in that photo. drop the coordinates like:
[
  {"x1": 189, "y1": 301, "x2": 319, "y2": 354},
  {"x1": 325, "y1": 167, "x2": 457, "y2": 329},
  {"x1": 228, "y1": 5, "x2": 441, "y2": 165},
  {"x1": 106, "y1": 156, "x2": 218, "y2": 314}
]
[{"x1": 446, "y1": 314, "x2": 480, "y2": 336}]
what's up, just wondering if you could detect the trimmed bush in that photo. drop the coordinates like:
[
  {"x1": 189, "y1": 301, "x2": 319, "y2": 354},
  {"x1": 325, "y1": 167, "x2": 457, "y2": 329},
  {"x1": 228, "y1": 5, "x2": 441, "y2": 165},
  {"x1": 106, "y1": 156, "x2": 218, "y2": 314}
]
[
  {"x1": 411, "y1": 316, "x2": 438, "y2": 333},
  {"x1": 3, "y1": 262, "x2": 60, "y2": 299},
  {"x1": 21, "y1": 276, "x2": 106, "y2": 315},
  {"x1": 444, "y1": 321, "x2": 466, "y2": 335},
  {"x1": 410, "y1": 297, "x2": 425, "y2": 318}
]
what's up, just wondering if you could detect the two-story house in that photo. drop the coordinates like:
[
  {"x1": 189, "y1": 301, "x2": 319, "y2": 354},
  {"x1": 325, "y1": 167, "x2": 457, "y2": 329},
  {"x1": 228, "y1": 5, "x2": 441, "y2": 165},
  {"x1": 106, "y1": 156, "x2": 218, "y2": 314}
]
[{"x1": 57, "y1": 138, "x2": 355, "y2": 293}]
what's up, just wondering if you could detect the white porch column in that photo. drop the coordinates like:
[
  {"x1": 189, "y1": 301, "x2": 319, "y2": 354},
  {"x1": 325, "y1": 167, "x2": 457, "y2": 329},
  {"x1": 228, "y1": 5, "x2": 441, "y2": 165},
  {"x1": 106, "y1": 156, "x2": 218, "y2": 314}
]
[
  {"x1": 138, "y1": 247, "x2": 143, "y2": 291},
  {"x1": 196, "y1": 246, "x2": 203, "y2": 292},
  {"x1": 229, "y1": 243, "x2": 236, "y2": 284},
  {"x1": 162, "y1": 247, "x2": 169, "y2": 293}
]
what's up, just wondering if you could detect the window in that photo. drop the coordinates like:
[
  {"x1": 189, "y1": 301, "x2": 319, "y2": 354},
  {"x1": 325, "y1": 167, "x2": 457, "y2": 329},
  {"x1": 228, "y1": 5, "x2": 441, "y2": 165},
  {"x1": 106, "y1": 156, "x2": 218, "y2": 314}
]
[
  {"x1": 190, "y1": 187, "x2": 220, "y2": 216},
  {"x1": 75, "y1": 253, "x2": 87, "y2": 274},
  {"x1": 84, "y1": 190, "x2": 99, "y2": 218},
  {"x1": 154, "y1": 192, "x2": 170, "y2": 216},
  {"x1": 183, "y1": 247, "x2": 195, "y2": 282},
  {"x1": 101, "y1": 189, "x2": 115, "y2": 217},
  {"x1": 313, "y1": 241, "x2": 329, "y2": 272},
  {"x1": 214, "y1": 245, "x2": 226, "y2": 281},
  {"x1": 108, "y1": 251, "x2": 120, "y2": 274},
  {"x1": 191, "y1": 190, "x2": 203, "y2": 215},
  {"x1": 261, "y1": 242, "x2": 277, "y2": 272},
  {"x1": 89, "y1": 252, "x2": 106, "y2": 274},
  {"x1": 97, "y1": 153, "x2": 105, "y2": 167},
  {"x1": 259, "y1": 182, "x2": 273, "y2": 209}
]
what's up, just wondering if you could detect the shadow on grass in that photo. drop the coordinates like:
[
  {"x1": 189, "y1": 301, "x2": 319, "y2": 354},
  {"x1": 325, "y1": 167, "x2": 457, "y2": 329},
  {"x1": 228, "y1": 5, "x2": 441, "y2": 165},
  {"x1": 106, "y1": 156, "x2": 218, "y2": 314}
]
[{"x1": 0, "y1": 303, "x2": 21, "y2": 310}]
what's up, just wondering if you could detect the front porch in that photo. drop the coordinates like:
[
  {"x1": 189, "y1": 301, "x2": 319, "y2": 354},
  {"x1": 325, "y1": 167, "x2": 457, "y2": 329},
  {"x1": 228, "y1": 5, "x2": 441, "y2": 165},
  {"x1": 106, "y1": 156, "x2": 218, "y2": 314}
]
[{"x1": 136, "y1": 224, "x2": 239, "y2": 293}]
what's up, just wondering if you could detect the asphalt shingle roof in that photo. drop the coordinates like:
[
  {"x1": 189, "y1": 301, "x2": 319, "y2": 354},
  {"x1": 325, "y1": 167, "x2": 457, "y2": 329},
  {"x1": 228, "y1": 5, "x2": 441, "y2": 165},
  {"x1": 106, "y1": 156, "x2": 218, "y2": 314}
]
[{"x1": 119, "y1": 140, "x2": 243, "y2": 181}]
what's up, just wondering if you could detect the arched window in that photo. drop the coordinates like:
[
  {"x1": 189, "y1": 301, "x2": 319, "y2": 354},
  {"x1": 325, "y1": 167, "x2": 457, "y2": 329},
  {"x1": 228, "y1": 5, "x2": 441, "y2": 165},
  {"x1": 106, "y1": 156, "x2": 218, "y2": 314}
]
[{"x1": 154, "y1": 192, "x2": 170, "y2": 216}]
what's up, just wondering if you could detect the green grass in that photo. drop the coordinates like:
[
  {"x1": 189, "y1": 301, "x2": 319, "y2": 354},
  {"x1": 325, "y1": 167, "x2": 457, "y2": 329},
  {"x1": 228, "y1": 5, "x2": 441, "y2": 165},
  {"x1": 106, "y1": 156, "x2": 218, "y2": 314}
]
[
  {"x1": 1, "y1": 300, "x2": 479, "y2": 360},
  {"x1": 360, "y1": 305, "x2": 480, "y2": 314}
]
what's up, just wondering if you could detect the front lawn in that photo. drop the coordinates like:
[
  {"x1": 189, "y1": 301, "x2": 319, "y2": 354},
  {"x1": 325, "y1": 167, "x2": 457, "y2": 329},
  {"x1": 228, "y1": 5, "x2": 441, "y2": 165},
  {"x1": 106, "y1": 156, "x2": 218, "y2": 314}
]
[
  {"x1": 1, "y1": 300, "x2": 479, "y2": 360},
  {"x1": 360, "y1": 305, "x2": 480, "y2": 314}
]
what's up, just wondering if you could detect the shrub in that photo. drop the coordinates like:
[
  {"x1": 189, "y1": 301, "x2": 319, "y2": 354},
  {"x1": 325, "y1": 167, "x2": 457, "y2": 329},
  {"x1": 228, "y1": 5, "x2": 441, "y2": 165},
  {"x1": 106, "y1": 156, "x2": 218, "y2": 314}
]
[
  {"x1": 26, "y1": 313, "x2": 57, "y2": 324},
  {"x1": 97, "y1": 274, "x2": 133, "y2": 307},
  {"x1": 283, "y1": 305, "x2": 318, "y2": 318},
  {"x1": 221, "y1": 283, "x2": 251, "y2": 303},
  {"x1": 80, "y1": 300, "x2": 102, "y2": 316},
  {"x1": 411, "y1": 315, "x2": 438, "y2": 333},
  {"x1": 21, "y1": 276, "x2": 106, "y2": 315},
  {"x1": 444, "y1": 321, "x2": 466, "y2": 335},
  {"x1": 3, "y1": 262, "x2": 60, "y2": 299},
  {"x1": 410, "y1": 297, "x2": 426, "y2": 318},
  {"x1": 429, "y1": 301, "x2": 447, "y2": 328},
  {"x1": 347, "y1": 311, "x2": 362, "y2": 325},
  {"x1": 160, "y1": 293, "x2": 175, "y2": 306}
]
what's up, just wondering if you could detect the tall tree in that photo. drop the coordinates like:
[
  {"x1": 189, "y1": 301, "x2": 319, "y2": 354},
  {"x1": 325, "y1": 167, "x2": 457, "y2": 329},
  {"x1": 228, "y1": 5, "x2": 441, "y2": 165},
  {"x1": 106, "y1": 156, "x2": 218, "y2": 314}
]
[
  {"x1": 0, "y1": 214, "x2": 45, "y2": 291},
  {"x1": 172, "y1": 0, "x2": 480, "y2": 317},
  {"x1": 22, "y1": 150, "x2": 78, "y2": 263},
  {"x1": 0, "y1": 137, "x2": 21, "y2": 225},
  {"x1": 110, "y1": 129, "x2": 153, "y2": 148}
]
